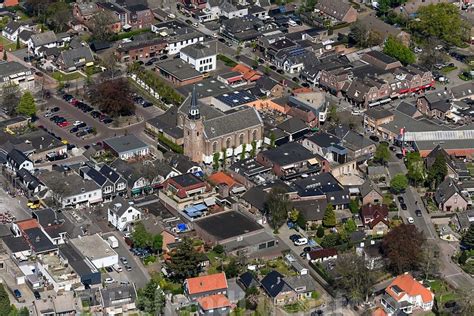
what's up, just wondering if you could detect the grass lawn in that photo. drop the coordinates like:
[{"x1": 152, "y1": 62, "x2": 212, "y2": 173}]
[
  {"x1": 0, "y1": 36, "x2": 18, "y2": 51},
  {"x1": 427, "y1": 279, "x2": 458, "y2": 304},
  {"x1": 51, "y1": 71, "x2": 85, "y2": 82},
  {"x1": 440, "y1": 66, "x2": 457, "y2": 74},
  {"x1": 467, "y1": 163, "x2": 474, "y2": 176}
]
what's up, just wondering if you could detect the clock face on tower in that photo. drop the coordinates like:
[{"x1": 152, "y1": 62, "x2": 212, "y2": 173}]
[{"x1": 190, "y1": 122, "x2": 196, "y2": 130}]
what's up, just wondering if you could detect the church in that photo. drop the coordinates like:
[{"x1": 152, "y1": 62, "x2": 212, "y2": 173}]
[{"x1": 181, "y1": 86, "x2": 264, "y2": 164}]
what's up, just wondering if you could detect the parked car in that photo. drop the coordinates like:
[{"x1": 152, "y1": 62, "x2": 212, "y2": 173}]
[
  {"x1": 397, "y1": 196, "x2": 405, "y2": 204},
  {"x1": 77, "y1": 122, "x2": 87, "y2": 128},
  {"x1": 400, "y1": 203, "x2": 407, "y2": 210},
  {"x1": 13, "y1": 289, "x2": 21, "y2": 298},
  {"x1": 33, "y1": 290, "x2": 41, "y2": 300},
  {"x1": 73, "y1": 120, "x2": 83, "y2": 126},
  {"x1": 159, "y1": 55, "x2": 168, "y2": 60},
  {"x1": 120, "y1": 257, "x2": 128, "y2": 265},
  {"x1": 51, "y1": 107, "x2": 60, "y2": 112},
  {"x1": 369, "y1": 135, "x2": 379, "y2": 142},
  {"x1": 103, "y1": 118, "x2": 113, "y2": 124},
  {"x1": 63, "y1": 94, "x2": 73, "y2": 101},
  {"x1": 104, "y1": 277, "x2": 115, "y2": 284},
  {"x1": 407, "y1": 217, "x2": 414, "y2": 224},
  {"x1": 91, "y1": 111, "x2": 101, "y2": 118},
  {"x1": 415, "y1": 209, "x2": 422, "y2": 217},
  {"x1": 289, "y1": 234, "x2": 301, "y2": 242},
  {"x1": 105, "y1": 266, "x2": 113, "y2": 273},
  {"x1": 76, "y1": 131, "x2": 87, "y2": 137},
  {"x1": 58, "y1": 121, "x2": 71, "y2": 128},
  {"x1": 70, "y1": 127, "x2": 79, "y2": 133},
  {"x1": 125, "y1": 265, "x2": 132, "y2": 271},
  {"x1": 294, "y1": 238, "x2": 308, "y2": 246}
]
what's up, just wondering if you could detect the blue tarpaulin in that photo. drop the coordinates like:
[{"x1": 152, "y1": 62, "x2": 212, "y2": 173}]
[{"x1": 177, "y1": 223, "x2": 188, "y2": 232}]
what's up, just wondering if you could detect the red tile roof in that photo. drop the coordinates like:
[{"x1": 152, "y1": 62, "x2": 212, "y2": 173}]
[
  {"x1": 208, "y1": 172, "x2": 237, "y2": 188},
  {"x1": 16, "y1": 219, "x2": 39, "y2": 231},
  {"x1": 368, "y1": 215, "x2": 390, "y2": 229},
  {"x1": 308, "y1": 248, "x2": 337, "y2": 260},
  {"x1": 386, "y1": 273, "x2": 434, "y2": 304},
  {"x1": 197, "y1": 294, "x2": 230, "y2": 310},
  {"x1": 361, "y1": 204, "x2": 389, "y2": 219},
  {"x1": 186, "y1": 272, "x2": 228, "y2": 295}
]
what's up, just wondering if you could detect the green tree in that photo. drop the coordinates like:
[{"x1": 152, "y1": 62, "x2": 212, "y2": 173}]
[
  {"x1": 344, "y1": 219, "x2": 357, "y2": 233},
  {"x1": 0, "y1": 284, "x2": 11, "y2": 315},
  {"x1": 269, "y1": 132, "x2": 276, "y2": 148},
  {"x1": 316, "y1": 226, "x2": 325, "y2": 238},
  {"x1": 240, "y1": 143, "x2": 246, "y2": 160},
  {"x1": 250, "y1": 140, "x2": 257, "y2": 158},
  {"x1": 427, "y1": 154, "x2": 447, "y2": 189},
  {"x1": 168, "y1": 238, "x2": 203, "y2": 282},
  {"x1": 390, "y1": 173, "x2": 408, "y2": 193},
  {"x1": 213, "y1": 152, "x2": 220, "y2": 171},
  {"x1": 349, "y1": 199, "x2": 360, "y2": 214},
  {"x1": 136, "y1": 278, "x2": 164, "y2": 314},
  {"x1": 1, "y1": 83, "x2": 20, "y2": 116},
  {"x1": 288, "y1": 209, "x2": 299, "y2": 222},
  {"x1": 222, "y1": 149, "x2": 227, "y2": 167},
  {"x1": 458, "y1": 250, "x2": 468, "y2": 265},
  {"x1": 213, "y1": 244, "x2": 225, "y2": 254},
  {"x1": 223, "y1": 258, "x2": 240, "y2": 278},
  {"x1": 414, "y1": 3, "x2": 469, "y2": 47},
  {"x1": 322, "y1": 204, "x2": 336, "y2": 228},
  {"x1": 320, "y1": 233, "x2": 341, "y2": 248},
  {"x1": 334, "y1": 252, "x2": 375, "y2": 303},
  {"x1": 383, "y1": 36, "x2": 416, "y2": 65},
  {"x1": 152, "y1": 234, "x2": 163, "y2": 253},
  {"x1": 328, "y1": 104, "x2": 339, "y2": 124},
  {"x1": 16, "y1": 91, "x2": 36, "y2": 117},
  {"x1": 131, "y1": 222, "x2": 152, "y2": 248},
  {"x1": 374, "y1": 143, "x2": 390, "y2": 165},
  {"x1": 296, "y1": 212, "x2": 306, "y2": 230},
  {"x1": 264, "y1": 187, "x2": 291, "y2": 232},
  {"x1": 406, "y1": 152, "x2": 426, "y2": 186},
  {"x1": 462, "y1": 224, "x2": 474, "y2": 250}
]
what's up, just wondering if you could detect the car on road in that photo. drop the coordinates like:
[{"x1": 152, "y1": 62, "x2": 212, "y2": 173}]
[
  {"x1": 397, "y1": 196, "x2": 405, "y2": 204},
  {"x1": 400, "y1": 203, "x2": 407, "y2": 210},
  {"x1": 294, "y1": 237, "x2": 308, "y2": 246},
  {"x1": 120, "y1": 257, "x2": 128, "y2": 265},
  {"x1": 34, "y1": 290, "x2": 41, "y2": 300},
  {"x1": 104, "y1": 277, "x2": 114, "y2": 284},
  {"x1": 415, "y1": 209, "x2": 422, "y2": 217},
  {"x1": 125, "y1": 265, "x2": 132, "y2": 271},
  {"x1": 407, "y1": 217, "x2": 414, "y2": 224},
  {"x1": 13, "y1": 289, "x2": 22, "y2": 298},
  {"x1": 58, "y1": 121, "x2": 70, "y2": 127}
]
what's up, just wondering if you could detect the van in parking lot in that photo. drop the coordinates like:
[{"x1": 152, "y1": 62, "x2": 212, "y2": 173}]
[{"x1": 113, "y1": 264, "x2": 122, "y2": 272}]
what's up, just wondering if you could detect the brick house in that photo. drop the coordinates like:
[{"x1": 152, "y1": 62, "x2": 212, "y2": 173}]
[
  {"x1": 315, "y1": 0, "x2": 358, "y2": 23},
  {"x1": 73, "y1": 2, "x2": 99, "y2": 23},
  {"x1": 363, "y1": 108, "x2": 394, "y2": 135},
  {"x1": 361, "y1": 51, "x2": 402, "y2": 70},
  {"x1": 360, "y1": 180, "x2": 383, "y2": 206},
  {"x1": 115, "y1": 38, "x2": 167, "y2": 62},
  {"x1": 434, "y1": 178, "x2": 469, "y2": 212},
  {"x1": 416, "y1": 91, "x2": 452, "y2": 120},
  {"x1": 260, "y1": 271, "x2": 298, "y2": 306},
  {"x1": 184, "y1": 272, "x2": 228, "y2": 301},
  {"x1": 346, "y1": 77, "x2": 391, "y2": 108},
  {"x1": 367, "y1": 216, "x2": 390, "y2": 235},
  {"x1": 125, "y1": 4, "x2": 154, "y2": 29},
  {"x1": 360, "y1": 204, "x2": 389, "y2": 225},
  {"x1": 319, "y1": 67, "x2": 351, "y2": 96}
]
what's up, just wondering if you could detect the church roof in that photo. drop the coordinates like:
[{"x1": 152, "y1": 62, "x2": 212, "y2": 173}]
[{"x1": 204, "y1": 107, "x2": 262, "y2": 139}]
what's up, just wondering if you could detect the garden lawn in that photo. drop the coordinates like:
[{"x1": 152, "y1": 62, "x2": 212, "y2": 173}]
[
  {"x1": 427, "y1": 279, "x2": 458, "y2": 304},
  {"x1": 0, "y1": 36, "x2": 18, "y2": 51},
  {"x1": 52, "y1": 71, "x2": 85, "y2": 82}
]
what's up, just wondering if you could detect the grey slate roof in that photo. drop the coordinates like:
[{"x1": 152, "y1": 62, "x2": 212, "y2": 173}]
[
  {"x1": 99, "y1": 164, "x2": 121, "y2": 183},
  {"x1": 316, "y1": 0, "x2": 354, "y2": 21},
  {"x1": 2, "y1": 235, "x2": 30, "y2": 253},
  {"x1": 7, "y1": 148, "x2": 29, "y2": 167},
  {"x1": 285, "y1": 275, "x2": 316, "y2": 293},
  {"x1": 0, "y1": 61, "x2": 30, "y2": 81},
  {"x1": 104, "y1": 135, "x2": 149, "y2": 155},
  {"x1": 260, "y1": 142, "x2": 314, "y2": 166},
  {"x1": 276, "y1": 117, "x2": 308, "y2": 134},
  {"x1": 60, "y1": 46, "x2": 94, "y2": 69},
  {"x1": 109, "y1": 196, "x2": 133, "y2": 217},
  {"x1": 204, "y1": 107, "x2": 262, "y2": 139},
  {"x1": 31, "y1": 31, "x2": 57, "y2": 47},
  {"x1": 434, "y1": 178, "x2": 467, "y2": 205},
  {"x1": 157, "y1": 58, "x2": 202, "y2": 81},
  {"x1": 100, "y1": 284, "x2": 137, "y2": 308},
  {"x1": 18, "y1": 29, "x2": 35, "y2": 42},
  {"x1": 39, "y1": 170, "x2": 100, "y2": 196},
  {"x1": 3, "y1": 21, "x2": 22, "y2": 35},
  {"x1": 359, "y1": 179, "x2": 382, "y2": 198},
  {"x1": 180, "y1": 42, "x2": 217, "y2": 59}
]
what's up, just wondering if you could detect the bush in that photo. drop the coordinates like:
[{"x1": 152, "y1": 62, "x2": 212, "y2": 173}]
[
  {"x1": 109, "y1": 28, "x2": 151, "y2": 41},
  {"x1": 213, "y1": 245, "x2": 225, "y2": 254},
  {"x1": 217, "y1": 54, "x2": 238, "y2": 67},
  {"x1": 157, "y1": 132, "x2": 184, "y2": 154}
]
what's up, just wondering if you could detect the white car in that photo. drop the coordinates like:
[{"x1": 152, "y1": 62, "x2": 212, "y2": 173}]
[
  {"x1": 104, "y1": 277, "x2": 114, "y2": 284},
  {"x1": 73, "y1": 120, "x2": 83, "y2": 126},
  {"x1": 44, "y1": 112, "x2": 52, "y2": 117},
  {"x1": 294, "y1": 238, "x2": 308, "y2": 246},
  {"x1": 407, "y1": 217, "x2": 414, "y2": 224}
]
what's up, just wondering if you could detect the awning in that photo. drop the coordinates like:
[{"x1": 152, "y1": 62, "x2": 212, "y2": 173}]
[
  {"x1": 204, "y1": 198, "x2": 216, "y2": 206},
  {"x1": 308, "y1": 158, "x2": 319, "y2": 165},
  {"x1": 231, "y1": 186, "x2": 246, "y2": 194},
  {"x1": 349, "y1": 188, "x2": 360, "y2": 194}
]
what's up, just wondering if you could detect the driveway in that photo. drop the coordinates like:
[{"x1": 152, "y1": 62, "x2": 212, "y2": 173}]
[{"x1": 102, "y1": 231, "x2": 151, "y2": 289}]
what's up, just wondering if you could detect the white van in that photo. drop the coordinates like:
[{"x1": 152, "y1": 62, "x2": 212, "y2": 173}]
[
  {"x1": 294, "y1": 238, "x2": 308, "y2": 246},
  {"x1": 113, "y1": 264, "x2": 122, "y2": 273}
]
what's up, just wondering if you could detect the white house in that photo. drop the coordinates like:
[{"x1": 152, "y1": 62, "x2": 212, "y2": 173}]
[
  {"x1": 2, "y1": 21, "x2": 29, "y2": 42},
  {"x1": 180, "y1": 42, "x2": 217, "y2": 73},
  {"x1": 103, "y1": 135, "x2": 150, "y2": 161},
  {"x1": 381, "y1": 273, "x2": 434, "y2": 315},
  {"x1": 166, "y1": 30, "x2": 205, "y2": 55},
  {"x1": 6, "y1": 149, "x2": 34, "y2": 174},
  {"x1": 107, "y1": 196, "x2": 141, "y2": 232},
  {"x1": 0, "y1": 61, "x2": 35, "y2": 91},
  {"x1": 220, "y1": 1, "x2": 248, "y2": 19},
  {"x1": 306, "y1": 248, "x2": 338, "y2": 263},
  {"x1": 28, "y1": 31, "x2": 58, "y2": 56}
]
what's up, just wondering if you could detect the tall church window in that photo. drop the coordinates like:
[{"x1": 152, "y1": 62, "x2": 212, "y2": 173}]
[
  {"x1": 252, "y1": 130, "x2": 257, "y2": 141},
  {"x1": 239, "y1": 133, "x2": 244, "y2": 145},
  {"x1": 226, "y1": 137, "x2": 231, "y2": 149},
  {"x1": 212, "y1": 141, "x2": 217, "y2": 152}
]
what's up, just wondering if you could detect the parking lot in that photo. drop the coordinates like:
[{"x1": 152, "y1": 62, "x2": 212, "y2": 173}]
[{"x1": 102, "y1": 232, "x2": 150, "y2": 289}]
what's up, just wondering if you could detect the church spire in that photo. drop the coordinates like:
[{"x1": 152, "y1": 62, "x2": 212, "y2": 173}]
[{"x1": 188, "y1": 84, "x2": 200, "y2": 120}]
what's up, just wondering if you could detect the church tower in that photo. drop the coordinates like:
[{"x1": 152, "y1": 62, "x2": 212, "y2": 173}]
[{"x1": 183, "y1": 85, "x2": 205, "y2": 163}]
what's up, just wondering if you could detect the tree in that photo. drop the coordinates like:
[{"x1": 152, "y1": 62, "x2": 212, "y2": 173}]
[
  {"x1": 152, "y1": 234, "x2": 163, "y2": 253},
  {"x1": 46, "y1": 1, "x2": 72, "y2": 32},
  {"x1": 383, "y1": 36, "x2": 416, "y2": 65},
  {"x1": 269, "y1": 132, "x2": 276, "y2": 148},
  {"x1": 405, "y1": 152, "x2": 426, "y2": 186},
  {"x1": 320, "y1": 233, "x2": 341, "y2": 248},
  {"x1": 0, "y1": 284, "x2": 11, "y2": 315},
  {"x1": 349, "y1": 199, "x2": 360, "y2": 214},
  {"x1": 168, "y1": 238, "x2": 203, "y2": 282},
  {"x1": 382, "y1": 224, "x2": 426, "y2": 274},
  {"x1": 90, "y1": 78, "x2": 135, "y2": 117},
  {"x1": 137, "y1": 278, "x2": 164, "y2": 314},
  {"x1": 390, "y1": 173, "x2": 408, "y2": 194},
  {"x1": 240, "y1": 143, "x2": 246, "y2": 160},
  {"x1": 213, "y1": 244, "x2": 225, "y2": 254},
  {"x1": 374, "y1": 143, "x2": 390, "y2": 165},
  {"x1": 288, "y1": 209, "x2": 299, "y2": 222},
  {"x1": 316, "y1": 226, "x2": 325, "y2": 238},
  {"x1": 414, "y1": 3, "x2": 469, "y2": 47},
  {"x1": 1, "y1": 83, "x2": 20, "y2": 116},
  {"x1": 16, "y1": 36, "x2": 20, "y2": 50},
  {"x1": 90, "y1": 11, "x2": 117, "y2": 41},
  {"x1": 250, "y1": 141, "x2": 257, "y2": 158},
  {"x1": 131, "y1": 222, "x2": 153, "y2": 248},
  {"x1": 461, "y1": 224, "x2": 474, "y2": 250},
  {"x1": 296, "y1": 212, "x2": 306, "y2": 230},
  {"x1": 344, "y1": 219, "x2": 357, "y2": 233},
  {"x1": 223, "y1": 257, "x2": 240, "y2": 278},
  {"x1": 213, "y1": 152, "x2": 220, "y2": 171},
  {"x1": 16, "y1": 91, "x2": 36, "y2": 117},
  {"x1": 327, "y1": 104, "x2": 339, "y2": 124},
  {"x1": 427, "y1": 154, "x2": 447, "y2": 189},
  {"x1": 334, "y1": 252, "x2": 375, "y2": 303},
  {"x1": 350, "y1": 22, "x2": 384, "y2": 48},
  {"x1": 264, "y1": 187, "x2": 291, "y2": 232},
  {"x1": 100, "y1": 52, "x2": 120, "y2": 80},
  {"x1": 419, "y1": 242, "x2": 439, "y2": 280},
  {"x1": 322, "y1": 204, "x2": 336, "y2": 228}
]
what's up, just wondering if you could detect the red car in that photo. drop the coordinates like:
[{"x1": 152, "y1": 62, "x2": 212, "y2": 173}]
[
  {"x1": 70, "y1": 99, "x2": 79, "y2": 106},
  {"x1": 58, "y1": 121, "x2": 70, "y2": 127}
]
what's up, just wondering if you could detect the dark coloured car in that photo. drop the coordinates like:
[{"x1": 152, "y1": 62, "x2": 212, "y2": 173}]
[
  {"x1": 400, "y1": 203, "x2": 407, "y2": 210},
  {"x1": 33, "y1": 291, "x2": 41, "y2": 300},
  {"x1": 276, "y1": 69, "x2": 284, "y2": 74},
  {"x1": 301, "y1": 82, "x2": 310, "y2": 88},
  {"x1": 369, "y1": 135, "x2": 379, "y2": 142},
  {"x1": 292, "y1": 77, "x2": 299, "y2": 82},
  {"x1": 159, "y1": 55, "x2": 168, "y2": 60},
  {"x1": 289, "y1": 234, "x2": 301, "y2": 242},
  {"x1": 76, "y1": 131, "x2": 87, "y2": 137},
  {"x1": 397, "y1": 196, "x2": 405, "y2": 204},
  {"x1": 14, "y1": 289, "x2": 21, "y2": 298},
  {"x1": 70, "y1": 127, "x2": 79, "y2": 133},
  {"x1": 299, "y1": 251, "x2": 306, "y2": 258},
  {"x1": 303, "y1": 246, "x2": 311, "y2": 253},
  {"x1": 269, "y1": 65, "x2": 277, "y2": 70},
  {"x1": 84, "y1": 127, "x2": 94, "y2": 134},
  {"x1": 51, "y1": 107, "x2": 60, "y2": 112},
  {"x1": 218, "y1": 38, "x2": 226, "y2": 43},
  {"x1": 142, "y1": 101, "x2": 153, "y2": 108},
  {"x1": 103, "y1": 118, "x2": 113, "y2": 124},
  {"x1": 50, "y1": 115, "x2": 60, "y2": 121},
  {"x1": 185, "y1": 19, "x2": 192, "y2": 25},
  {"x1": 105, "y1": 266, "x2": 113, "y2": 273},
  {"x1": 77, "y1": 122, "x2": 87, "y2": 128},
  {"x1": 91, "y1": 111, "x2": 101, "y2": 118},
  {"x1": 415, "y1": 209, "x2": 422, "y2": 217},
  {"x1": 63, "y1": 94, "x2": 73, "y2": 101},
  {"x1": 258, "y1": 58, "x2": 264, "y2": 63}
]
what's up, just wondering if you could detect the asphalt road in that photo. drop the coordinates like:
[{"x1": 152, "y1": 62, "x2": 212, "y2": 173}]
[{"x1": 102, "y1": 231, "x2": 151, "y2": 289}]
